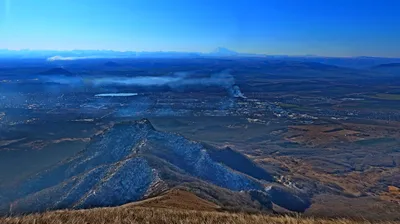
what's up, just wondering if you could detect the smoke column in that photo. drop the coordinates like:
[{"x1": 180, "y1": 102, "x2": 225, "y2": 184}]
[{"x1": 39, "y1": 70, "x2": 245, "y2": 98}]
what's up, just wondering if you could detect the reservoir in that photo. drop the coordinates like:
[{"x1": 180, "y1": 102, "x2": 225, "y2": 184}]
[{"x1": 95, "y1": 93, "x2": 138, "y2": 97}]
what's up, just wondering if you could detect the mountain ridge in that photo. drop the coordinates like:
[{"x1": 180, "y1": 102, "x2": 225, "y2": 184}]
[{"x1": 0, "y1": 119, "x2": 310, "y2": 215}]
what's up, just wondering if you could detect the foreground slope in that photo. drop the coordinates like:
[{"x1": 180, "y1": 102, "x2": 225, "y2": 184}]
[{"x1": 2, "y1": 205, "x2": 398, "y2": 224}]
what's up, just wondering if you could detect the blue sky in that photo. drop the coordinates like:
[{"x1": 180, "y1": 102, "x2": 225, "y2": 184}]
[{"x1": 0, "y1": 0, "x2": 399, "y2": 57}]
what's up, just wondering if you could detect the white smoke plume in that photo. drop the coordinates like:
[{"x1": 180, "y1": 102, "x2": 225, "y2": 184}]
[{"x1": 39, "y1": 70, "x2": 245, "y2": 98}]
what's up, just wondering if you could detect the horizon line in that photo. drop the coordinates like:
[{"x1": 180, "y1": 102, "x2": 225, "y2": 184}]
[{"x1": 0, "y1": 48, "x2": 399, "y2": 59}]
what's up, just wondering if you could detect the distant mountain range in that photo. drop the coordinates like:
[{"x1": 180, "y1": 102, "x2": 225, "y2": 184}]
[
  {"x1": 371, "y1": 62, "x2": 400, "y2": 75},
  {"x1": 1, "y1": 48, "x2": 400, "y2": 68},
  {"x1": 373, "y1": 63, "x2": 400, "y2": 68}
]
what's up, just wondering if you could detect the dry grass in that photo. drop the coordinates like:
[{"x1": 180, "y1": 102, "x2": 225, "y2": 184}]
[
  {"x1": 1, "y1": 207, "x2": 399, "y2": 224},
  {"x1": 124, "y1": 189, "x2": 220, "y2": 211},
  {"x1": 284, "y1": 122, "x2": 400, "y2": 147},
  {"x1": 380, "y1": 186, "x2": 400, "y2": 204}
]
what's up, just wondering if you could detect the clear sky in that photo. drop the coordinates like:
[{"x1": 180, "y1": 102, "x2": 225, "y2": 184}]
[{"x1": 0, "y1": 0, "x2": 399, "y2": 57}]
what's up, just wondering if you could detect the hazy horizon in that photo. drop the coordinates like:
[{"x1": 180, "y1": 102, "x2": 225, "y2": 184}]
[{"x1": 1, "y1": 48, "x2": 400, "y2": 59}]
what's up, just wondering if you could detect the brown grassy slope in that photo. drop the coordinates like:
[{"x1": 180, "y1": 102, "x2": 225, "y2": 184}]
[
  {"x1": 2, "y1": 206, "x2": 400, "y2": 224},
  {"x1": 123, "y1": 189, "x2": 220, "y2": 211},
  {"x1": 306, "y1": 194, "x2": 400, "y2": 221},
  {"x1": 3, "y1": 189, "x2": 399, "y2": 224}
]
